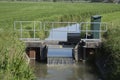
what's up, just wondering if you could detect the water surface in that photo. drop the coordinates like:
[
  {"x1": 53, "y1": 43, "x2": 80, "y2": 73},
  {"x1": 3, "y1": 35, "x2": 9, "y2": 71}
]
[
  {"x1": 45, "y1": 24, "x2": 80, "y2": 41},
  {"x1": 30, "y1": 24, "x2": 100, "y2": 80},
  {"x1": 30, "y1": 60, "x2": 99, "y2": 80}
]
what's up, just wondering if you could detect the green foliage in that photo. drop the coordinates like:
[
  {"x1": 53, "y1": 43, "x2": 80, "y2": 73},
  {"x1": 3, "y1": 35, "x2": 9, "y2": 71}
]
[
  {"x1": 96, "y1": 12, "x2": 120, "y2": 80},
  {"x1": 0, "y1": 2, "x2": 120, "y2": 39},
  {"x1": 0, "y1": 2, "x2": 120, "y2": 80},
  {"x1": 0, "y1": 31, "x2": 35, "y2": 80}
]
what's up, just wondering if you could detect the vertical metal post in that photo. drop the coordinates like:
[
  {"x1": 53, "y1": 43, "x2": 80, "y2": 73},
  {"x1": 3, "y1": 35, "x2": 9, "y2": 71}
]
[
  {"x1": 67, "y1": 22, "x2": 70, "y2": 32},
  {"x1": 52, "y1": 22, "x2": 54, "y2": 40},
  {"x1": 76, "y1": 23, "x2": 78, "y2": 32},
  {"x1": 80, "y1": 23, "x2": 82, "y2": 33},
  {"x1": 86, "y1": 23, "x2": 87, "y2": 39},
  {"x1": 34, "y1": 21, "x2": 36, "y2": 39},
  {"x1": 20, "y1": 22, "x2": 22, "y2": 38}
]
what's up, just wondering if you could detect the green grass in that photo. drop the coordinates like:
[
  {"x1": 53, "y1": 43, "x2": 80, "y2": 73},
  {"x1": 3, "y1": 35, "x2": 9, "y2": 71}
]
[
  {"x1": 0, "y1": 31, "x2": 35, "y2": 80},
  {"x1": 0, "y1": 2, "x2": 120, "y2": 80},
  {"x1": 0, "y1": 2, "x2": 120, "y2": 38},
  {"x1": 0, "y1": 2, "x2": 120, "y2": 29}
]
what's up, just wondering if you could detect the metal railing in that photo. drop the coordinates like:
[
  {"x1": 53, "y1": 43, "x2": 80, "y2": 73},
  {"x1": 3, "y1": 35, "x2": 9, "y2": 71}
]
[
  {"x1": 14, "y1": 21, "x2": 42, "y2": 39},
  {"x1": 80, "y1": 22, "x2": 107, "y2": 41},
  {"x1": 43, "y1": 22, "x2": 78, "y2": 32},
  {"x1": 14, "y1": 21, "x2": 107, "y2": 41},
  {"x1": 14, "y1": 21, "x2": 79, "y2": 41}
]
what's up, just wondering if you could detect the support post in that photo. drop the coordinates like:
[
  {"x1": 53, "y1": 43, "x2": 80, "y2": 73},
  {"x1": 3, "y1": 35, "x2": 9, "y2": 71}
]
[
  {"x1": 52, "y1": 22, "x2": 54, "y2": 40},
  {"x1": 34, "y1": 21, "x2": 36, "y2": 39},
  {"x1": 67, "y1": 22, "x2": 70, "y2": 32}
]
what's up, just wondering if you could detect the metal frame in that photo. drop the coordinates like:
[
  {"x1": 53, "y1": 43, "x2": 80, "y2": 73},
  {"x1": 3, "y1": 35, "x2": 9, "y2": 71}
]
[
  {"x1": 14, "y1": 21, "x2": 42, "y2": 39},
  {"x1": 43, "y1": 22, "x2": 78, "y2": 32},
  {"x1": 14, "y1": 21, "x2": 80, "y2": 41},
  {"x1": 14, "y1": 21, "x2": 107, "y2": 41},
  {"x1": 80, "y1": 22, "x2": 107, "y2": 40}
]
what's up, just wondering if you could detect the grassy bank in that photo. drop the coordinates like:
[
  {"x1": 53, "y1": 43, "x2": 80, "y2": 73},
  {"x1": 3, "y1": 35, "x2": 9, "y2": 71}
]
[
  {"x1": 0, "y1": 31, "x2": 34, "y2": 80},
  {"x1": 0, "y1": 2, "x2": 120, "y2": 80},
  {"x1": 96, "y1": 11, "x2": 120, "y2": 80}
]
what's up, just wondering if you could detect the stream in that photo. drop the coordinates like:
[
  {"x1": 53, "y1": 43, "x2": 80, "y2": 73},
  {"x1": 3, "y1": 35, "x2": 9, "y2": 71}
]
[{"x1": 30, "y1": 23, "x2": 101, "y2": 80}]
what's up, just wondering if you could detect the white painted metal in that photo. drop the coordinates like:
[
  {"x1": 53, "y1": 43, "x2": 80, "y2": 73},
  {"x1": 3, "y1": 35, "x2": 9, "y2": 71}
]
[
  {"x1": 80, "y1": 22, "x2": 107, "y2": 32},
  {"x1": 43, "y1": 22, "x2": 78, "y2": 32},
  {"x1": 14, "y1": 21, "x2": 107, "y2": 42},
  {"x1": 34, "y1": 21, "x2": 36, "y2": 39},
  {"x1": 80, "y1": 22, "x2": 107, "y2": 40}
]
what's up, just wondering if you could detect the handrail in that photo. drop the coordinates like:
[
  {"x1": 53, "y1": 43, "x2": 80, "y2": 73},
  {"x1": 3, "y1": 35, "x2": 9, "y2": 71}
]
[{"x1": 14, "y1": 21, "x2": 107, "y2": 41}]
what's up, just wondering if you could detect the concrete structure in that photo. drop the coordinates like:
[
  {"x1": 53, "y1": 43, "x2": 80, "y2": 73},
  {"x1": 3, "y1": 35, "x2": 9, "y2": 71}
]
[
  {"x1": 14, "y1": 19, "x2": 107, "y2": 63},
  {"x1": 25, "y1": 41, "x2": 48, "y2": 62}
]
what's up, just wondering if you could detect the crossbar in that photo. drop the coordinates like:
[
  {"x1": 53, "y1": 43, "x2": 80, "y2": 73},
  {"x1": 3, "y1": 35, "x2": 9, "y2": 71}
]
[{"x1": 14, "y1": 21, "x2": 107, "y2": 41}]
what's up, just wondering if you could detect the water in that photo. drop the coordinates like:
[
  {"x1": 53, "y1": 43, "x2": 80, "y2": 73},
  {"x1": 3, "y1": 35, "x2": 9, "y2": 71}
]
[
  {"x1": 30, "y1": 47, "x2": 100, "y2": 80},
  {"x1": 30, "y1": 60, "x2": 99, "y2": 80},
  {"x1": 48, "y1": 48, "x2": 72, "y2": 57},
  {"x1": 47, "y1": 57, "x2": 74, "y2": 65},
  {"x1": 45, "y1": 24, "x2": 80, "y2": 41},
  {"x1": 47, "y1": 48, "x2": 74, "y2": 65},
  {"x1": 29, "y1": 24, "x2": 100, "y2": 80}
]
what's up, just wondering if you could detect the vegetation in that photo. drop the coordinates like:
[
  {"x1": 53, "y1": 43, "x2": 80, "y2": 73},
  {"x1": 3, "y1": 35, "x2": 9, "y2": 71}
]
[
  {"x1": 96, "y1": 12, "x2": 120, "y2": 80},
  {"x1": 0, "y1": 31, "x2": 34, "y2": 80},
  {"x1": 0, "y1": 2, "x2": 120, "y2": 80}
]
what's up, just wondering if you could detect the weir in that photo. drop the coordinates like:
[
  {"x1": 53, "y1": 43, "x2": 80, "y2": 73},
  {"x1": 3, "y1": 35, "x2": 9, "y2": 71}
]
[
  {"x1": 14, "y1": 15, "x2": 107, "y2": 63},
  {"x1": 47, "y1": 47, "x2": 74, "y2": 65},
  {"x1": 47, "y1": 57, "x2": 74, "y2": 65}
]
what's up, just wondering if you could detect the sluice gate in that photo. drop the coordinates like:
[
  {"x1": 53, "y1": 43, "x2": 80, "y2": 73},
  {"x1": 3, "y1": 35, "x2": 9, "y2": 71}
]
[
  {"x1": 47, "y1": 47, "x2": 74, "y2": 65},
  {"x1": 14, "y1": 15, "x2": 107, "y2": 63},
  {"x1": 47, "y1": 57, "x2": 74, "y2": 65}
]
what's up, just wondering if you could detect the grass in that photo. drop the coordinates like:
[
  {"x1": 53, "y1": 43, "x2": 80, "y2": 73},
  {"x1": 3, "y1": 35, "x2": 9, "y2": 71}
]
[
  {"x1": 0, "y1": 31, "x2": 34, "y2": 80},
  {"x1": 0, "y1": 2, "x2": 120, "y2": 38},
  {"x1": 0, "y1": 2, "x2": 120, "y2": 26},
  {"x1": 0, "y1": 2, "x2": 120, "y2": 80}
]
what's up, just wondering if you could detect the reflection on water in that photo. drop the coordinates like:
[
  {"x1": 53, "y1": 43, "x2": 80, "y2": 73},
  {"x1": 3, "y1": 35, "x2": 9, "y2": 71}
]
[
  {"x1": 29, "y1": 23, "x2": 100, "y2": 80},
  {"x1": 30, "y1": 60, "x2": 99, "y2": 80},
  {"x1": 45, "y1": 24, "x2": 80, "y2": 41}
]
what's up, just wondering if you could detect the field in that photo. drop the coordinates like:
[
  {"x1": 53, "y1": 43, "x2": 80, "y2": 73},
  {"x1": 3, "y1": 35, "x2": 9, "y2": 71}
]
[{"x1": 0, "y1": 2, "x2": 120, "y2": 80}]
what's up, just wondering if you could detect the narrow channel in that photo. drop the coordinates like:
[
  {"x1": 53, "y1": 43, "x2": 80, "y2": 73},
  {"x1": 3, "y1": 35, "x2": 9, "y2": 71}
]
[
  {"x1": 30, "y1": 47, "x2": 99, "y2": 80},
  {"x1": 30, "y1": 23, "x2": 100, "y2": 80}
]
